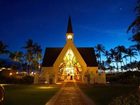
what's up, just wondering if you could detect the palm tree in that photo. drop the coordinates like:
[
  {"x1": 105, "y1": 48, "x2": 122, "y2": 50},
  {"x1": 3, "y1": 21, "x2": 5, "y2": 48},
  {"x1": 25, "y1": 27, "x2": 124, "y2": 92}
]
[
  {"x1": 104, "y1": 50, "x2": 112, "y2": 72},
  {"x1": 0, "y1": 41, "x2": 9, "y2": 54},
  {"x1": 95, "y1": 44, "x2": 105, "y2": 69},
  {"x1": 95, "y1": 53, "x2": 100, "y2": 65},
  {"x1": 115, "y1": 45, "x2": 127, "y2": 70},
  {"x1": 9, "y1": 51, "x2": 23, "y2": 62},
  {"x1": 132, "y1": 43, "x2": 140, "y2": 54},
  {"x1": 106, "y1": 57, "x2": 112, "y2": 72},
  {"x1": 9, "y1": 51, "x2": 24, "y2": 71},
  {"x1": 109, "y1": 48, "x2": 123, "y2": 72},
  {"x1": 110, "y1": 48, "x2": 117, "y2": 71},
  {"x1": 104, "y1": 50, "x2": 110, "y2": 59},
  {"x1": 123, "y1": 55, "x2": 128, "y2": 66},
  {"x1": 33, "y1": 43, "x2": 42, "y2": 71},
  {"x1": 23, "y1": 39, "x2": 35, "y2": 74},
  {"x1": 114, "y1": 53, "x2": 121, "y2": 71},
  {"x1": 34, "y1": 43, "x2": 42, "y2": 61},
  {"x1": 23, "y1": 39, "x2": 42, "y2": 73},
  {"x1": 127, "y1": 0, "x2": 140, "y2": 43},
  {"x1": 125, "y1": 47, "x2": 137, "y2": 64}
]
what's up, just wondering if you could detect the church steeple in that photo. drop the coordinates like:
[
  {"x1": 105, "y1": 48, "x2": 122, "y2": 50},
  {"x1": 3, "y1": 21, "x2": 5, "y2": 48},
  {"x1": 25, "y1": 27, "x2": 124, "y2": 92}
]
[
  {"x1": 66, "y1": 16, "x2": 74, "y2": 41},
  {"x1": 67, "y1": 16, "x2": 73, "y2": 33}
]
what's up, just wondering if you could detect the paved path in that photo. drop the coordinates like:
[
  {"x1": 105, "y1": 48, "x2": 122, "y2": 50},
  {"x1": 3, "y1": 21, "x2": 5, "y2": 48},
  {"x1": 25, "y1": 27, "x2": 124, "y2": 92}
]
[{"x1": 46, "y1": 82, "x2": 95, "y2": 105}]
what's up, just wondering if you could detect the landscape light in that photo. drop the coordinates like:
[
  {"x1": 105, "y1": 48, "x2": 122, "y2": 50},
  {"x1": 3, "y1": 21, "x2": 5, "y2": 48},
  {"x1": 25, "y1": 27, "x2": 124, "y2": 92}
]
[
  {"x1": 56, "y1": 82, "x2": 62, "y2": 85},
  {"x1": 30, "y1": 72, "x2": 34, "y2": 75},
  {"x1": 38, "y1": 86, "x2": 53, "y2": 89},
  {"x1": 9, "y1": 72, "x2": 13, "y2": 76}
]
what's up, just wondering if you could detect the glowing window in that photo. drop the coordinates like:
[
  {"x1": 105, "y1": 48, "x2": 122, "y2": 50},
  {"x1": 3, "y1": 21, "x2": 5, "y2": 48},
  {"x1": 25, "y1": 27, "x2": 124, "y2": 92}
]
[{"x1": 67, "y1": 34, "x2": 72, "y2": 39}]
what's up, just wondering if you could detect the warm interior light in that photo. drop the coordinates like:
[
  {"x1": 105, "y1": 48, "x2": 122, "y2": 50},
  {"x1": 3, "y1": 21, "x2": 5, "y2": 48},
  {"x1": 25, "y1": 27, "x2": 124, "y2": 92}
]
[
  {"x1": 60, "y1": 49, "x2": 81, "y2": 75},
  {"x1": 67, "y1": 34, "x2": 72, "y2": 39},
  {"x1": 58, "y1": 49, "x2": 82, "y2": 81}
]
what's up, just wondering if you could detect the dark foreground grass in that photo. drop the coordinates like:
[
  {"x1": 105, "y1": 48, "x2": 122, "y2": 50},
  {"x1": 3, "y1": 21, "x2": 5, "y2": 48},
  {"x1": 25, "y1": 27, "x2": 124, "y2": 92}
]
[
  {"x1": 3, "y1": 84, "x2": 60, "y2": 105},
  {"x1": 79, "y1": 84, "x2": 137, "y2": 105}
]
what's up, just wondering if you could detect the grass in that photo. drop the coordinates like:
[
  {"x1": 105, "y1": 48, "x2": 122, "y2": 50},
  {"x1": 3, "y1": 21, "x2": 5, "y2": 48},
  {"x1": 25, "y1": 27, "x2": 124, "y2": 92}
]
[
  {"x1": 3, "y1": 84, "x2": 60, "y2": 105},
  {"x1": 3, "y1": 83, "x2": 138, "y2": 105},
  {"x1": 79, "y1": 84, "x2": 138, "y2": 105}
]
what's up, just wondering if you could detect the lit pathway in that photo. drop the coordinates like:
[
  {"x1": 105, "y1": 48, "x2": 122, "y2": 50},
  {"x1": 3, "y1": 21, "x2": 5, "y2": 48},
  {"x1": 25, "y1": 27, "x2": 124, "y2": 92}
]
[{"x1": 46, "y1": 82, "x2": 95, "y2": 105}]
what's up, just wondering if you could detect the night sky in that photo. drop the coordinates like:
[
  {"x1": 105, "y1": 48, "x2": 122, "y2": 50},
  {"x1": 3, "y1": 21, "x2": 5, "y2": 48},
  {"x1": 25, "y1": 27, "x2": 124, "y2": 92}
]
[{"x1": 0, "y1": 0, "x2": 137, "y2": 58}]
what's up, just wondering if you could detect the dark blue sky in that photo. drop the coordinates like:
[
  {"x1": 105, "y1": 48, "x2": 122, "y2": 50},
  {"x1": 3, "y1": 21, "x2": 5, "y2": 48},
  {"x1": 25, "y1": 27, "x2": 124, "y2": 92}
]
[{"x1": 0, "y1": 0, "x2": 137, "y2": 55}]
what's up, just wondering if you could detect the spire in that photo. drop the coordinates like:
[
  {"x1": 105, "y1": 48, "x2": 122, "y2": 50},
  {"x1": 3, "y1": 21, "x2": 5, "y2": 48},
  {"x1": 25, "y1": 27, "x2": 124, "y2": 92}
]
[
  {"x1": 67, "y1": 16, "x2": 73, "y2": 33},
  {"x1": 66, "y1": 16, "x2": 74, "y2": 41}
]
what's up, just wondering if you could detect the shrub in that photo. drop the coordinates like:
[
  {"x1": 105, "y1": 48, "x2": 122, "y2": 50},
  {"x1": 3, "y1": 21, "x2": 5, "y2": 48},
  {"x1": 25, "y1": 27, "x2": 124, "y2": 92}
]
[
  {"x1": 21, "y1": 76, "x2": 34, "y2": 84},
  {"x1": 109, "y1": 90, "x2": 140, "y2": 105},
  {"x1": 107, "y1": 71, "x2": 140, "y2": 85},
  {"x1": 0, "y1": 73, "x2": 34, "y2": 84}
]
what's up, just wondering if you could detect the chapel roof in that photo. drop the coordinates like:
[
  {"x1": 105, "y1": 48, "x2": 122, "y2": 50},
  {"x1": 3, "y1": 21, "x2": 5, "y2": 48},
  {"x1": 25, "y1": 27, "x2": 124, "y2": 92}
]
[{"x1": 42, "y1": 47, "x2": 98, "y2": 67}]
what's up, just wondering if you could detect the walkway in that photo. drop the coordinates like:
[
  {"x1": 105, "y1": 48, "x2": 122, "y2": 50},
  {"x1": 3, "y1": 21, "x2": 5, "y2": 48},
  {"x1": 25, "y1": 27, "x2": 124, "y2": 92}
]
[{"x1": 46, "y1": 82, "x2": 95, "y2": 105}]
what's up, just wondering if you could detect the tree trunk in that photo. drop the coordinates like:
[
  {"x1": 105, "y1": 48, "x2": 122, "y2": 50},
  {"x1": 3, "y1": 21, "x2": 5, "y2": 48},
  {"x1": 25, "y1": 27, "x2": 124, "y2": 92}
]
[
  {"x1": 116, "y1": 62, "x2": 119, "y2": 72},
  {"x1": 99, "y1": 51, "x2": 101, "y2": 70},
  {"x1": 125, "y1": 58, "x2": 127, "y2": 65},
  {"x1": 130, "y1": 56, "x2": 132, "y2": 71},
  {"x1": 111, "y1": 61, "x2": 115, "y2": 72}
]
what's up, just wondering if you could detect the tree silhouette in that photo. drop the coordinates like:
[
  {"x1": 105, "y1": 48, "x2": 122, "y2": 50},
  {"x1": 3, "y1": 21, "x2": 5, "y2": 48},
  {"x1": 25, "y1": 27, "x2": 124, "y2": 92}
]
[
  {"x1": 131, "y1": 43, "x2": 140, "y2": 54},
  {"x1": 125, "y1": 47, "x2": 137, "y2": 64},
  {"x1": 127, "y1": 0, "x2": 140, "y2": 43},
  {"x1": 95, "y1": 44, "x2": 105, "y2": 69},
  {"x1": 0, "y1": 41, "x2": 9, "y2": 54},
  {"x1": 115, "y1": 45, "x2": 127, "y2": 70}
]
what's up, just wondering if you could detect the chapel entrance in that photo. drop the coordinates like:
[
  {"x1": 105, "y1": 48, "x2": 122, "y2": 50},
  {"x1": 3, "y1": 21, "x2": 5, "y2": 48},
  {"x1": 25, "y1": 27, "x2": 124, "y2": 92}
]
[{"x1": 58, "y1": 49, "x2": 82, "y2": 81}]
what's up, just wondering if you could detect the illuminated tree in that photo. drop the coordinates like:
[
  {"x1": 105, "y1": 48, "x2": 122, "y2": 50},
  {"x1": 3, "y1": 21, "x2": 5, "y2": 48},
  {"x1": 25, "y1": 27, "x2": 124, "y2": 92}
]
[
  {"x1": 9, "y1": 51, "x2": 24, "y2": 71},
  {"x1": 9, "y1": 51, "x2": 23, "y2": 62},
  {"x1": 33, "y1": 43, "x2": 42, "y2": 71},
  {"x1": 23, "y1": 39, "x2": 42, "y2": 73}
]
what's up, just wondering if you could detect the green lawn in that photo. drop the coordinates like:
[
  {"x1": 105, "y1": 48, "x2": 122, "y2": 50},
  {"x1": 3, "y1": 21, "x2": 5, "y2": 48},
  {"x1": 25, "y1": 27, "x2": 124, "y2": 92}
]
[
  {"x1": 3, "y1": 84, "x2": 60, "y2": 105},
  {"x1": 79, "y1": 84, "x2": 138, "y2": 105}
]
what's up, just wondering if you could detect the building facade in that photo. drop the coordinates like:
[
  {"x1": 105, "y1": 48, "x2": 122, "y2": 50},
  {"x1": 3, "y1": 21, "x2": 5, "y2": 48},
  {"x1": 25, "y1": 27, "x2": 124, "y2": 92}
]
[{"x1": 40, "y1": 17, "x2": 106, "y2": 84}]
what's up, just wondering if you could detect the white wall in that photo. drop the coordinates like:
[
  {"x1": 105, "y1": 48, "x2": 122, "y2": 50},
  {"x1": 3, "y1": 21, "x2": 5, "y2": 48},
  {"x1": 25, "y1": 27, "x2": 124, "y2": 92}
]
[{"x1": 40, "y1": 67, "x2": 54, "y2": 83}]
